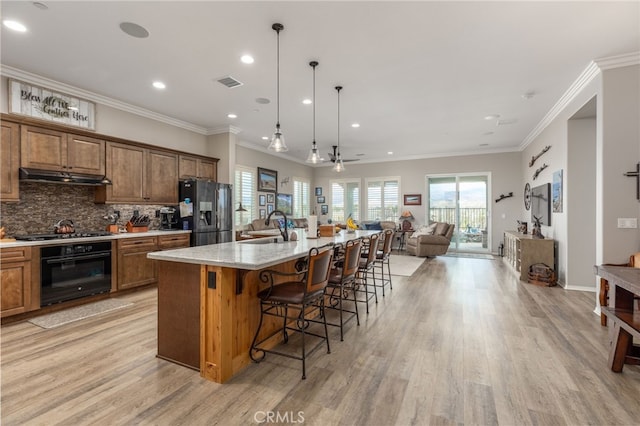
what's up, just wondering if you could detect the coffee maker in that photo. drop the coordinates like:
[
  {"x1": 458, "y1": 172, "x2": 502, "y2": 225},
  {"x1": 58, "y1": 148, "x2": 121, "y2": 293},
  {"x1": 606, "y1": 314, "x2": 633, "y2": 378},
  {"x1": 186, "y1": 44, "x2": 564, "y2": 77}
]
[{"x1": 159, "y1": 206, "x2": 179, "y2": 230}]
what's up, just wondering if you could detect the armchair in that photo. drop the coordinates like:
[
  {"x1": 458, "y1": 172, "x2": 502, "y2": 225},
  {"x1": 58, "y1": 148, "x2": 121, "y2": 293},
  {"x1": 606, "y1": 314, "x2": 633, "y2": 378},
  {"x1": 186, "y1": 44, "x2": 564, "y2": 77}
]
[{"x1": 406, "y1": 222, "x2": 455, "y2": 257}]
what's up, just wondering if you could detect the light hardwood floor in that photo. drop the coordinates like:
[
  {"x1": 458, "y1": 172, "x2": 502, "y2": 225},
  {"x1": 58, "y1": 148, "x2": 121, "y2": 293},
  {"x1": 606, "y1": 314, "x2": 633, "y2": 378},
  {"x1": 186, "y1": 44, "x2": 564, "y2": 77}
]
[{"x1": 2, "y1": 256, "x2": 639, "y2": 425}]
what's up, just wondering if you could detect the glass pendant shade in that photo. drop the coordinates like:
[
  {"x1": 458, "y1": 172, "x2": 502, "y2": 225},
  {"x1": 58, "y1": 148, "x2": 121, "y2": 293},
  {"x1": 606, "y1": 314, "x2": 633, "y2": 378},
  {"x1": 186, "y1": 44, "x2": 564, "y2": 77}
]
[
  {"x1": 268, "y1": 23, "x2": 288, "y2": 152},
  {"x1": 333, "y1": 154, "x2": 345, "y2": 172},
  {"x1": 306, "y1": 142, "x2": 321, "y2": 163},
  {"x1": 269, "y1": 124, "x2": 287, "y2": 152},
  {"x1": 306, "y1": 61, "x2": 320, "y2": 164}
]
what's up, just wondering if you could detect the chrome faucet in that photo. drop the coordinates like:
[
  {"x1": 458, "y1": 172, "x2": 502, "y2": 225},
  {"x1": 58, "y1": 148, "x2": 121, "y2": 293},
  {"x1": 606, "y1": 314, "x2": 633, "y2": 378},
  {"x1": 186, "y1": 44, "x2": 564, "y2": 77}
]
[{"x1": 265, "y1": 210, "x2": 289, "y2": 241}]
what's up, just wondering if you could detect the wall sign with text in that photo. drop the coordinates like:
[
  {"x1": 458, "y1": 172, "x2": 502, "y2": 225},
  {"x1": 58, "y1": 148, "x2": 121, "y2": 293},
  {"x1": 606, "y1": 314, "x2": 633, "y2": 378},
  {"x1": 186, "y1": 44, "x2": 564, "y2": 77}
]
[{"x1": 8, "y1": 79, "x2": 96, "y2": 130}]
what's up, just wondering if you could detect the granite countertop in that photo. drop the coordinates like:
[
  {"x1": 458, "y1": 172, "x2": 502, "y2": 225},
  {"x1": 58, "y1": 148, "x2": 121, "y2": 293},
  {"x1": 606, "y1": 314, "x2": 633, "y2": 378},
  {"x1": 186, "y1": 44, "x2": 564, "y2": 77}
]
[
  {"x1": 147, "y1": 229, "x2": 379, "y2": 270},
  {"x1": 0, "y1": 230, "x2": 191, "y2": 248}
]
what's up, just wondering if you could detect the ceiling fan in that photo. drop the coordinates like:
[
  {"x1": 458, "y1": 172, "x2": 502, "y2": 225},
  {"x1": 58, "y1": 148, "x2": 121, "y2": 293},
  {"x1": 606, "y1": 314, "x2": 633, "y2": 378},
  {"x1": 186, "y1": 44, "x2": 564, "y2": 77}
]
[{"x1": 327, "y1": 145, "x2": 359, "y2": 163}]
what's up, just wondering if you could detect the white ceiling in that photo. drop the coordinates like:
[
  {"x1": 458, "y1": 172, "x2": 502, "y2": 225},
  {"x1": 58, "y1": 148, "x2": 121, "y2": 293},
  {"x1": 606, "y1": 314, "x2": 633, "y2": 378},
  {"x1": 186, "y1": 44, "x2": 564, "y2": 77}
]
[{"x1": 1, "y1": 1, "x2": 638, "y2": 165}]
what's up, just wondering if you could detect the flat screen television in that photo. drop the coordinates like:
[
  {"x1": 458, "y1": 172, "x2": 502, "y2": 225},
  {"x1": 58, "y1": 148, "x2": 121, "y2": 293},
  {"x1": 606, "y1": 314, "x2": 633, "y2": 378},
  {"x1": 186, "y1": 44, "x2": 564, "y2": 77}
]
[{"x1": 531, "y1": 183, "x2": 551, "y2": 226}]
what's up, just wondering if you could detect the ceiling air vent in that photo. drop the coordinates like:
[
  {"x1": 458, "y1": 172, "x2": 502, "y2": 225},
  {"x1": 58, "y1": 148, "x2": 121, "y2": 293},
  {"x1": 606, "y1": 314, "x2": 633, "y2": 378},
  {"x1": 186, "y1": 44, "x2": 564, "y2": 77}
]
[{"x1": 216, "y1": 76, "x2": 243, "y2": 88}]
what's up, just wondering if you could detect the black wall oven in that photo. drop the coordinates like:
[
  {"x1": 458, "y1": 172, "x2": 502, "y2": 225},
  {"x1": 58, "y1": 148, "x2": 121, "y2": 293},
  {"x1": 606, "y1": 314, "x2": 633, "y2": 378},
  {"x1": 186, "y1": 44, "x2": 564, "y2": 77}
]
[{"x1": 40, "y1": 241, "x2": 112, "y2": 306}]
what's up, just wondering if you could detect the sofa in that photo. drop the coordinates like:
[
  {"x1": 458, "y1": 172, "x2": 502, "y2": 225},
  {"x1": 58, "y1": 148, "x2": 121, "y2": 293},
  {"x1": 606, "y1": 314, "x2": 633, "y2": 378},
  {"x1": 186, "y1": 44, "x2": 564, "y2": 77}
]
[
  {"x1": 246, "y1": 217, "x2": 309, "y2": 232},
  {"x1": 406, "y1": 222, "x2": 455, "y2": 257}
]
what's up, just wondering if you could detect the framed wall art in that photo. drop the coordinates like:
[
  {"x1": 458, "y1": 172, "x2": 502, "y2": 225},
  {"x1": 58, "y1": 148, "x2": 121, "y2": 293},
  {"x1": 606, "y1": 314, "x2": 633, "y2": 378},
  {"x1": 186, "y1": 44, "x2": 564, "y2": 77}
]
[
  {"x1": 403, "y1": 194, "x2": 422, "y2": 206},
  {"x1": 267, "y1": 193, "x2": 274, "y2": 203},
  {"x1": 317, "y1": 196, "x2": 325, "y2": 203},
  {"x1": 315, "y1": 187, "x2": 322, "y2": 196},
  {"x1": 259, "y1": 194, "x2": 266, "y2": 206},
  {"x1": 276, "y1": 193, "x2": 293, "y2": 215},
  {"x1": 257, "y1": 167, "x2": 277, "y2": 192}
]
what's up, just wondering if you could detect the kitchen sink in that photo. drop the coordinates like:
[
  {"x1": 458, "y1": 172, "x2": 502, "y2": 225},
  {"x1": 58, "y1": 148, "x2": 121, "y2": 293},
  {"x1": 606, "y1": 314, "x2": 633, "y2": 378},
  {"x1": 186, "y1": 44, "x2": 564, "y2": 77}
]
[{"x1": 238, "y1": 236, "x2": 284, "y2": 245}]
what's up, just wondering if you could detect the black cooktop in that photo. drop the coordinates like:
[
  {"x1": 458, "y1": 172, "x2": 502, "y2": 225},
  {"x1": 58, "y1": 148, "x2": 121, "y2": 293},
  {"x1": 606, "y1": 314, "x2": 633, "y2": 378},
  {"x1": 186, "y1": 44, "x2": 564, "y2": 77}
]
[{"x1": 14, "y1": 231, "x2": 113, "y2": 241}]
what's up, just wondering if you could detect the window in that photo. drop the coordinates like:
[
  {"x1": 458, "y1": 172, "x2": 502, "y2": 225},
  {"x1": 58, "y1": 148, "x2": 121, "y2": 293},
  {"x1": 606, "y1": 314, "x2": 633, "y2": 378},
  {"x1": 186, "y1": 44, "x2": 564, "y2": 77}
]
[
  {"x1": 234, "y1": 165, "x2": 256, "y2": 229},
  {"x1": 366, "y1": 177, "x2": 400, "y2": 221},
  {"x1": 293, "y1": 177, "x2": 310, "y2": 218},
  {"x1": 330, "y1": 179, "x2": 360, "y2": 223}
]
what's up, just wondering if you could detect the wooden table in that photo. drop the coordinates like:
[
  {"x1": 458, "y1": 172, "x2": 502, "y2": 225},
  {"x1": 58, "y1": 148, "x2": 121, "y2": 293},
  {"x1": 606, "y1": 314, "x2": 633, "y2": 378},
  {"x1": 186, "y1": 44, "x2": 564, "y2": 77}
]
[{"x1": 595, "y1": 265, "x2": 640, "y2": 372}]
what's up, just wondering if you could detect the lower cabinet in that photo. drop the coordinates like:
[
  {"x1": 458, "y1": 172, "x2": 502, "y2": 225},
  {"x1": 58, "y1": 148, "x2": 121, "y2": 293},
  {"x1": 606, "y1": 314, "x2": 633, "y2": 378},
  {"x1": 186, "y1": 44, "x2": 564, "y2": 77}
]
[
  {"x1": 158, "y1": 233, "x2": 190, "y2": 250},
  {"x1": 1, "y1": 247, "x2": 38, "y2": 318},
  {"x1": 117, "y1": 234, "x2": 190, "y2": 290},
  {"x1": 117, "y1": 237, "x2": 159, "y2": 290}
]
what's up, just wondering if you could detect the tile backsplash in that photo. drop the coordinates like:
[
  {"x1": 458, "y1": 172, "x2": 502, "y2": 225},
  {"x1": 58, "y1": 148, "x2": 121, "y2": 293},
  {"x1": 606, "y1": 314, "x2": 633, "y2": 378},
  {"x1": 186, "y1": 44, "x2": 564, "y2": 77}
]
[{"x1": 1, "y1": 182, "x2": 170, "y2": 236}]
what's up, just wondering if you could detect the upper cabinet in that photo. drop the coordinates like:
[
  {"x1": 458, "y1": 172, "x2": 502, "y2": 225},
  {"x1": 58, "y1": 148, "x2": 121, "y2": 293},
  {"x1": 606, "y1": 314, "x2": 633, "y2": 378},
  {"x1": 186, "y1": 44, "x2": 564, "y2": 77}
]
[
  {"x1": 20, "y1": 125, "x2": 105, "y2": 175},
  {"x1": 96, "y1": 142, "x2": 178, "y2": 204},
  {"x1": 1, "y1": 121, "x2": 20, "y2": 202},
  {"x1": 179, "y1": 154, "x2": 217, "y2": 180}
]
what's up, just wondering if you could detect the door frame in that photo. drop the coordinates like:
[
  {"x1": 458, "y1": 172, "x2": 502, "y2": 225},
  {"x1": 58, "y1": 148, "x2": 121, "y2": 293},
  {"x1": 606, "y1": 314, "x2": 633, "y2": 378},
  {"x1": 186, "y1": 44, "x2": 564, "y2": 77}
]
[{"x1": 426, "y1": 172, "x2": 492, "y2": 253}]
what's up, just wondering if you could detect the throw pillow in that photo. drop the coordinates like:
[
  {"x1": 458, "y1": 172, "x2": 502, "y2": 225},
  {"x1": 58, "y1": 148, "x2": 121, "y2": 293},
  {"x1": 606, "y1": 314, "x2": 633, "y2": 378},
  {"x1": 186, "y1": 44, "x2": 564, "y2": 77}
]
[
  {"x1": 366, "y1": 221, "x2": 382, "y2": 230},
  {"x1": 434, "y1": 222, "x2": 449, "y2": 236}
]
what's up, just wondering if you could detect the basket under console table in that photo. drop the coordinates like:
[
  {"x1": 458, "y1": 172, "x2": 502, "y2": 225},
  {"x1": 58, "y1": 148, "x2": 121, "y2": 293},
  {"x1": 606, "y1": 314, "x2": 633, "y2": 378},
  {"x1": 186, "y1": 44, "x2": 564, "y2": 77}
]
[{"x1": 503, "y1": 231, "x2": 555, "y2": 282}]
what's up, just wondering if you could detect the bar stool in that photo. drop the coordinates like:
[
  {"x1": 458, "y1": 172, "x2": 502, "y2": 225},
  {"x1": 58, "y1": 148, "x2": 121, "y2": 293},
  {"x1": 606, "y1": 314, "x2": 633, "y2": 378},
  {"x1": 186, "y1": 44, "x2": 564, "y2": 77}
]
[
  {"x1": 249, "y1": 247, "x2": 333, "y2": 380},
  {"x1": 357, "y1": 233, "x2": 380, "y2": 314},
  {"x1": 326, "y1": 239, "x2": 363, "y2": 341},
  {"x1": 373, "y1": 229, "x2": 395, "y2": 297}
]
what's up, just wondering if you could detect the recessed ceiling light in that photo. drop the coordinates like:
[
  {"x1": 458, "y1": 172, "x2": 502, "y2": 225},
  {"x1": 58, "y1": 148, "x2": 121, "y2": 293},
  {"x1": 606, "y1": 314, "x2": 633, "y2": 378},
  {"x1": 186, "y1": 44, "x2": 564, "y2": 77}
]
[
  {"x1": 521, "y1": 92, "x2": 535, "y2": 100},
  {"x1": 227, "y1": 113, "x2": 237, "y2": 119},
  {"x1": 119, "y1": 22, "x2": 149, "y2": 38},
  {"x1": 32, "y1": 2, "x2": 48, "y2": 10},
  {"x1": 302, "y1": 99, "x2": 312, "y2": 105},
  {"x1": 152, "y1": 81, "x2": 166, "y2": 89},
  {"x1": 387, "y1": 151, "x2": 393, "y2": 155},
  {"x1": 483, "y1": 131, "x2": 494, "y2": 136},
  {"x1": 255, "y1": 98, "x2": 270, "y2": 104},
  {"x1": 261, "y1": 136, "x2": 269, "y2": 140},
  {"x1": 484, "y1": 114, "x2": 500, "y2": 120},
  {"x1": 3, "y1": 20, "x2": 27, "y2": 32},
  {"x1": 351, "y1": 123, "x2": 360, "y2": 128},
  {"x1": 355, "y1": 153, "x2": 365, "y2": 157},
  {"x1": 241, "y1": 55, "x2": 254, "y2": 64},
  {"x1": 68, "y1": 106, "x2": 79, "y2": 111},
  {"x1": 479, "y1": 143, "x2": 490, "y2": 147}
]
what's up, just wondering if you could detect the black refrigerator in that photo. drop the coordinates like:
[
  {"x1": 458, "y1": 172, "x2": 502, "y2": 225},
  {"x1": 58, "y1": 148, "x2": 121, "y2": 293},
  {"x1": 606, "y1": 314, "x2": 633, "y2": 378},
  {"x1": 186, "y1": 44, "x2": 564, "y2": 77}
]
[{"x1": 179, "y1": 179, "x2": 233, "y2": 246}]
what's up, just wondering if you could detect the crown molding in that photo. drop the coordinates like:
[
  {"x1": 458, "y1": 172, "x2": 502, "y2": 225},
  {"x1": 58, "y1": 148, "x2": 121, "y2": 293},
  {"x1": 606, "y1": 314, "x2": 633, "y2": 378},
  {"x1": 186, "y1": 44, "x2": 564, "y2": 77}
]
[
  {"x1": 207, "y1": 125, "x2": 242, "y2": 135},
  {"x1": 520, "y1": 52, "x2": 640, "y2": 150},
  {"x1": 0, "y1": 65, "x2": 209, "y2": 135},
  {"x1": 594, "y1": 51, "x2": 640, "y2": 70}
]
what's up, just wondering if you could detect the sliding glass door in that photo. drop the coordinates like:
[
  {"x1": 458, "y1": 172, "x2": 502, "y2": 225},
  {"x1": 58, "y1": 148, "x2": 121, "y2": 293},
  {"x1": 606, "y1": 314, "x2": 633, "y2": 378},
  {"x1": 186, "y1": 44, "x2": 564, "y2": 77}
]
[{"x1": 427, "y1": 174, "x2": 490, "y2": 253}]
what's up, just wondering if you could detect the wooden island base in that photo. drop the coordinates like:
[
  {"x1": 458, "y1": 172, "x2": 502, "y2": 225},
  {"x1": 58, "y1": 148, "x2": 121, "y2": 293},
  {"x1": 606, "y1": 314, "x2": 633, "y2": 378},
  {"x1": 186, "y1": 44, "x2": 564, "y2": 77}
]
[{"x1": 157, "y1": 258, "x2": 301, "y2": 383}]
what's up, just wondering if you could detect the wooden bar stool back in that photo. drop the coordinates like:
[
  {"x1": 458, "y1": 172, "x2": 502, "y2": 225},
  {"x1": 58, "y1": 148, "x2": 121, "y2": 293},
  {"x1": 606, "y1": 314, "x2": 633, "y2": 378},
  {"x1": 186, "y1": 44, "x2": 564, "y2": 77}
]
[
  {"x1": 357, "y1": 233, "x2": 380, "y2": 314},
  {"x1": 326, "y1": 238, "x2": 363, "y2": 341},
  {"x1": 249, "y1": 247, "x2": 334, "y2": 379}
]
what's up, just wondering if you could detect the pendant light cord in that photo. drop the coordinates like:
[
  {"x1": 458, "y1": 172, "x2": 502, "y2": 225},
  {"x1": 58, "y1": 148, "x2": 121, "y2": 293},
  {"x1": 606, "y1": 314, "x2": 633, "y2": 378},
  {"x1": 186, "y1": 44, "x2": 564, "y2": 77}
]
[
  {"x1": 312, "y1": 62, "x2": 316, "y2": 143},
  {"x1": 276, "y1": 27, "x2": 280, "y2": 127}
]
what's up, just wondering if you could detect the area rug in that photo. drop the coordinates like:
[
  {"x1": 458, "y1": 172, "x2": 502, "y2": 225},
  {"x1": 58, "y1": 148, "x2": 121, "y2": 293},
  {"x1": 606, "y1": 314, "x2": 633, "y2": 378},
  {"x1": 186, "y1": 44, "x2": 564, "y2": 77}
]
[
  {"x1": 389, "y1": 255, "x2": 426, "y2": 276},
  {"x1": 443, "y1": 253, "x2": 496, "y2": 260},
  {"x1": 28, "y1": 299, "x2": 133, "y2": 329}
]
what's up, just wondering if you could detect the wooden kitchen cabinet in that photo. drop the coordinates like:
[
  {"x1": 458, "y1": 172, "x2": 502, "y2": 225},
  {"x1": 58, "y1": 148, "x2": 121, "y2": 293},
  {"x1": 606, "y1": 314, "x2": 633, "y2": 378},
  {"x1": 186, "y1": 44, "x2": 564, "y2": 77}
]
[
  {"x1": 116, "y1": 236, "x2": 158, "y2": 290},
  {"x1": 1, "y1": 247, "x2": 38, "y2": 318},
  {"x1": 157, "y1": 233, "x2": 190, "y2": 250},
  {"x1": 179, "y1": 154, "x2": 217, "y2": 180},
  {"x1": 20, "y1": 125, "x2": 105, "y2": 175},
  {"x1": 97, "y1": 142, "x2": 178, "y2": 204},
  {"x1": 1, "y1": 121, "x2": 20, "y2": 202},
  {"x1": 147, "y1": 149, "x2": 179, "y2": 203}
]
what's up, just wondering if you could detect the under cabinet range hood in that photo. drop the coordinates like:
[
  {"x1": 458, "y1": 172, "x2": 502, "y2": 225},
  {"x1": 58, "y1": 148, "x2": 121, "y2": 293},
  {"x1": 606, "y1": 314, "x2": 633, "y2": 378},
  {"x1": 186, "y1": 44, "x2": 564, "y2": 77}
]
[{"x1": 19, "y1": 168, "x2": 112, "y2": 186}]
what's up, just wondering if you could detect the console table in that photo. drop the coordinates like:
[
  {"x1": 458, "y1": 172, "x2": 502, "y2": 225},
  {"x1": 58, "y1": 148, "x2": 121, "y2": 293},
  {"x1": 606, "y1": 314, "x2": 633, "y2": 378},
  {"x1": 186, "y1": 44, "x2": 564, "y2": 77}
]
[
  {"x1": 595, "y1": 265, "x2": 640, "y2": 372},
  {"x1": 503, "y1": 231, "x2": 555, "y2": 281}
]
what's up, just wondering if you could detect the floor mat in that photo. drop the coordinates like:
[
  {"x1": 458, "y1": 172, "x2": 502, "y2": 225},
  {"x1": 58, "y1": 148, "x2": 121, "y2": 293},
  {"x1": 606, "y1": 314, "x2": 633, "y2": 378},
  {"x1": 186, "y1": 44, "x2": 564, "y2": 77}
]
[
  {"x1": 389, "y1": 255, "x2": 426, "y2": 276},
  {"x1": 28, "y1": 299, "x2": 133, "y2": 329}
]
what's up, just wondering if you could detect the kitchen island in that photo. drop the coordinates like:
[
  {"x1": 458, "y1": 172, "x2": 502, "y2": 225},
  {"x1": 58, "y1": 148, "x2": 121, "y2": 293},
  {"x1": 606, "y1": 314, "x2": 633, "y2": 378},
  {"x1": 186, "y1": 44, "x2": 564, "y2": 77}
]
[{"x1": 147, "y1": 229, "x2": 378, "y2": 383}]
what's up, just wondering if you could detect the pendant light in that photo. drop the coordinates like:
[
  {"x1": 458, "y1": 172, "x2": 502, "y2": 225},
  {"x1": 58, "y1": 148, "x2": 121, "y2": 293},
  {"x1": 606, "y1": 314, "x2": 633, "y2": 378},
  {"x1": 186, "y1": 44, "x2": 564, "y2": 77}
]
[
  {"x1": 268, "y1": 23, "x2": 288, "y2": 152},
  {"x1": 306, "y1": 61, "x2": 321, "y2": 164},
  {"x1": 333, "y1": 86, "x2": 345, "y2": 172}
]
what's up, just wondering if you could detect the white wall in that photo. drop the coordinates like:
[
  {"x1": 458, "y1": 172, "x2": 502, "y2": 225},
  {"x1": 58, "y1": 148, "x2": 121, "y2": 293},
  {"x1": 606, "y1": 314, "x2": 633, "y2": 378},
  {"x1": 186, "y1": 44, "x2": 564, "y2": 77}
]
[
  {"x1": 235, "y1": 145, "x2": 314, "y2": 196},
  {"x1": 0, "y1": 76, "x2": 210, "y2": 156},
  {"x1": 522, "y1": 63, "x2": 640, "y2": 292},
  {"x1": 313, "y1": 152, "x2": 522, "y2": 253}
]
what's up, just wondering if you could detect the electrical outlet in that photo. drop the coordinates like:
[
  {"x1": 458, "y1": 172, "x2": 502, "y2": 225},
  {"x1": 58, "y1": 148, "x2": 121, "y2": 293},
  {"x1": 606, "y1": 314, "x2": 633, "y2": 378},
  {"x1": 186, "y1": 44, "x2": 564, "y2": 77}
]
[
  {"x1": 133, "y1": 210, "x2": 139, "y2": 217},
  {"x1": 617, "y1": 218, "x2": 638, "y2": 229},
  {"x1": 155, "y1": 210, "x2": 160, "y2": 218}
]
